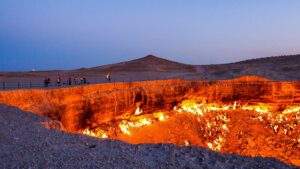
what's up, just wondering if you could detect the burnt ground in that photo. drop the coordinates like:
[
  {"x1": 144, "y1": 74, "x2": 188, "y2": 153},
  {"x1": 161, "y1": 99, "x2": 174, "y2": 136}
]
[{"x1": 0, "y1": 104, "x2": 298, "y2": 169}]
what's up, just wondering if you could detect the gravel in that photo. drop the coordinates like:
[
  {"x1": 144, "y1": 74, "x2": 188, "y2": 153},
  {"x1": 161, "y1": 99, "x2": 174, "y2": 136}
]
[{"x1": 0, "y1": 104, "x2": 298, "y2": 169}]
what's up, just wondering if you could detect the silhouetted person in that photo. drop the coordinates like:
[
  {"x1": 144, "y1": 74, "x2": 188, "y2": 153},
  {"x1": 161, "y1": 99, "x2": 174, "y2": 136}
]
[
  {"x1": 56, "y1": 77, "x2": 61, "y2": 86},
  {"x1": 44, "y1": 78, "x2": 51, "y2": 87},
  {"x1": 44, "y1": 78, "x2": 49, "y2": 87},
  {"x1": 47, "y1": 78, "x2": 51, "y2": 86},
  {"x1": 68, "y1": 77, "x2": 72, "y2": 85},
  {"x1": 80, "y1": 77, "x2": 84, "y2": 84},
  {"x1": 74, "y1": 77, "x2": 78, "y2": 85},
  {"x1": 83, "y1": 77, "x2": 87, "y2": 84}
]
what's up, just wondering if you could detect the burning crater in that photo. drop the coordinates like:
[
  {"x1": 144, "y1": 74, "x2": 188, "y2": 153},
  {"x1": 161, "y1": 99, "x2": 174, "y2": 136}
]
[{"x1": 0, "y1": 76, "x2": 299, "y2": 166}]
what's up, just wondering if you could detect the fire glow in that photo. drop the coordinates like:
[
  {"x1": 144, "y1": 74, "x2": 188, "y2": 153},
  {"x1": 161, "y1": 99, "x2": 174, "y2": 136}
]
[{"x1": 82, "y1": 99, "x2": 300, "y2": 156}]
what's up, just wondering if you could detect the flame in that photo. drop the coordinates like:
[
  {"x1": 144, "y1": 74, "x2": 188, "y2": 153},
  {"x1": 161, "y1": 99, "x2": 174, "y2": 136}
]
[
  {"x1": 282, "y1": 106, "x2": 300, "y2": 114},
  {"x1": 274, "y1": 125, "x2": 279, "y2": 133},
  {"x1": 222, "y1": 124, "x2": 229, "y2": 131},
  {"x1": 174, "y1": 99, "x2": 299, "y2": 117},
  {"x1": 119, "y1": 118, "x2": 152, "y2": 135},
  {"x1": 134, "y1": 106, "x2": 143, "y2": 115},
  {"x1": 233, "y1": 101, "x2": 237, "y2": 110},
  {"x1": 175, "y1": 100, "x2": 233, "y2": 116},
  {"x1": 82, "y1": 128, "x2": 108, "y2": 138},
  {"x1": 207, "y1": 136, "x2": 224, "y2": 151},
  {"x1": 83, "y1": 99, "x2": 300, "y2": 147},
  {"x1": 154, "y1": 112, "x2": 168, "y2": 121},
  {"x1": 119, "y1": 122, "x2": 131, "y2": 135},
  {"x1": 175, "y1": 100, "x2": 245, "y2": 116},
  {"x1": 178, "y1": 100, "x2": 205, "y2": 116},
  {"x1": 80, "y1": 98, "x2": 299, "y2": 166},
  {"x1": 241, "y1": 104, "x2": 271, "y2": 114},
  {"x1": 184, "y1": 140, "x2": 190, "y2": 146}
]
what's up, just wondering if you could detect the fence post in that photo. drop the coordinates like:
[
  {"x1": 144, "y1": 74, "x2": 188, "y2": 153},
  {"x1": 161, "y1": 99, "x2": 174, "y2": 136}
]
[{"x1": 2, "y1": 82, "x2": 5, "y2": 90}]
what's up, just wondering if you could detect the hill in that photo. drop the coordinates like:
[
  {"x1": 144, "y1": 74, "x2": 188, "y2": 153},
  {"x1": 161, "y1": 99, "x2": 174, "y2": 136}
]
[
  {"x1": 201, "y1": 54, "x2": 300, "y2": 81},
  {"x1": 86, "y1": 54, "x2": 196, "y2": 73},
  {"x1": 0, "y1": 54, "x2": 299, "y2": 85}
]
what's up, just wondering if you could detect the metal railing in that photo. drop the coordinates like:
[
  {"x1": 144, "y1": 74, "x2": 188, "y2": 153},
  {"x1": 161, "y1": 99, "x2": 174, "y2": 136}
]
[{"x1": 0, "y1": 76, "x2": 177, "y2": 90}]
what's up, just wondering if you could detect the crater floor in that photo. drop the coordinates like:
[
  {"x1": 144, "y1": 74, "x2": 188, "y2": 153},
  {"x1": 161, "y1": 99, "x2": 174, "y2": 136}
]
[{"x1": 0, "y1": 105, "x2": 297, "y2": 169}]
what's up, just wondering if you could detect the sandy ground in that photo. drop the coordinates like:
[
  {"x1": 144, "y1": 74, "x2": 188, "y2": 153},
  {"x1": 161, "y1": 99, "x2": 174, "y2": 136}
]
[{"x1": 0, "y1": 104, "x2": 298, "y2": 169}]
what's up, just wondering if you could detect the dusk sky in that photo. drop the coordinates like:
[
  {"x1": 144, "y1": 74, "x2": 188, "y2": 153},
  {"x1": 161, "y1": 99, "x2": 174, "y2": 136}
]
[{"x1": 0, "y1": 1, "x2": 300, "y2": 71}]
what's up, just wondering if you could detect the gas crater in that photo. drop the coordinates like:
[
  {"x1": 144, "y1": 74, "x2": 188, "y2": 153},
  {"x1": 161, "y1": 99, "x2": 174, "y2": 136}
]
[{"x1": 0, "y1": 76, "x2": 299, "y2": 166}]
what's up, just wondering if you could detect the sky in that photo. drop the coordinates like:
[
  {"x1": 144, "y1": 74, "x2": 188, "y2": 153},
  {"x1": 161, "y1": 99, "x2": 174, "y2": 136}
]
[{"x1": 0, "y1": 0, "x2": 300, "y2": 71}]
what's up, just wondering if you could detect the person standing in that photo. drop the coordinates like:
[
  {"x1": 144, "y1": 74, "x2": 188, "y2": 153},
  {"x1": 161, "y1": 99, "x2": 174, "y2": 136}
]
[
  {"x1": 44, "y1": 78, "x2": 48, "y2": 87},
  {"x1": 74, "y1": 77, "x2": 77, "y2": 85},
  {"x1": 106, "y1": 73, "x2": 111, "y2": 82},
  {"x1": 47, "y1": 78, "x2": 51, "y2": 86},
  {"x1": 68, "y1": 77, "x2": 72, "y2": 85},
  {"x1": 56, "y1": 76, "x2": 61, "y2": 85}
]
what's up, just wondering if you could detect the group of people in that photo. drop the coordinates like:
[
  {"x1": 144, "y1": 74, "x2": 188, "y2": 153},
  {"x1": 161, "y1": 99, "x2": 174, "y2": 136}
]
[
  {"x1": 44, "y1": 76, "x2": 88, "y2": 87},
  {"x1": 68, "y1": 77, "x2": 87, "y2": 85},
  {"x1": 44, "y1": 78, "x2": 51, "y2": 87},
  {"x1": 43, "y1": 73, "x2": 112, "y2": 87}
]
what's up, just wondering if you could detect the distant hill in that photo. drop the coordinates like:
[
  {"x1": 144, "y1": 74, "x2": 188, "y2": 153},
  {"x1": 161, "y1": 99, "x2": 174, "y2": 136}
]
[
  {"x1": 201, "y1": 54, "x2": 300, "y2": 81},
  {"x1": 85, "y1": 55, "x2": 196, "y2": 73},
  {"x1": 235, "y1": 55, "x2": 300, "y2": 64}
]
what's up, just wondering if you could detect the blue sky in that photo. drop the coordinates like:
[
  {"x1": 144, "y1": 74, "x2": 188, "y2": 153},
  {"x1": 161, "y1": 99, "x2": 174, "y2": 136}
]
[{"x1": 0, "y1": 0, "x2": 300, "y2": 71}]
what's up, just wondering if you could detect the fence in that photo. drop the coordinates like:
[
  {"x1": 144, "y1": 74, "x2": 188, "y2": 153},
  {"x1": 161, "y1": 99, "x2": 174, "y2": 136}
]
[
  {"x1": 0, "y1": 79, "x2": 122, "y2": 90},
  {"x1": 0, "y1": 76, "x2": 179, "y2": 90}
]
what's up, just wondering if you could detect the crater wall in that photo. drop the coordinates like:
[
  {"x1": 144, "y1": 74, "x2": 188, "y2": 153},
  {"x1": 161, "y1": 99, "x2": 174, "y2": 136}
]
[{"x1": 0, "y1": 77, "x2": 299, "y2": 132}]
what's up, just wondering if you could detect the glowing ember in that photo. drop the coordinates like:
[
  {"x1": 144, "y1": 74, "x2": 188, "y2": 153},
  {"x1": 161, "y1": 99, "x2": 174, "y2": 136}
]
[{"x1": 184, "y1": 140, "x2": 190, "y2": 146}]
